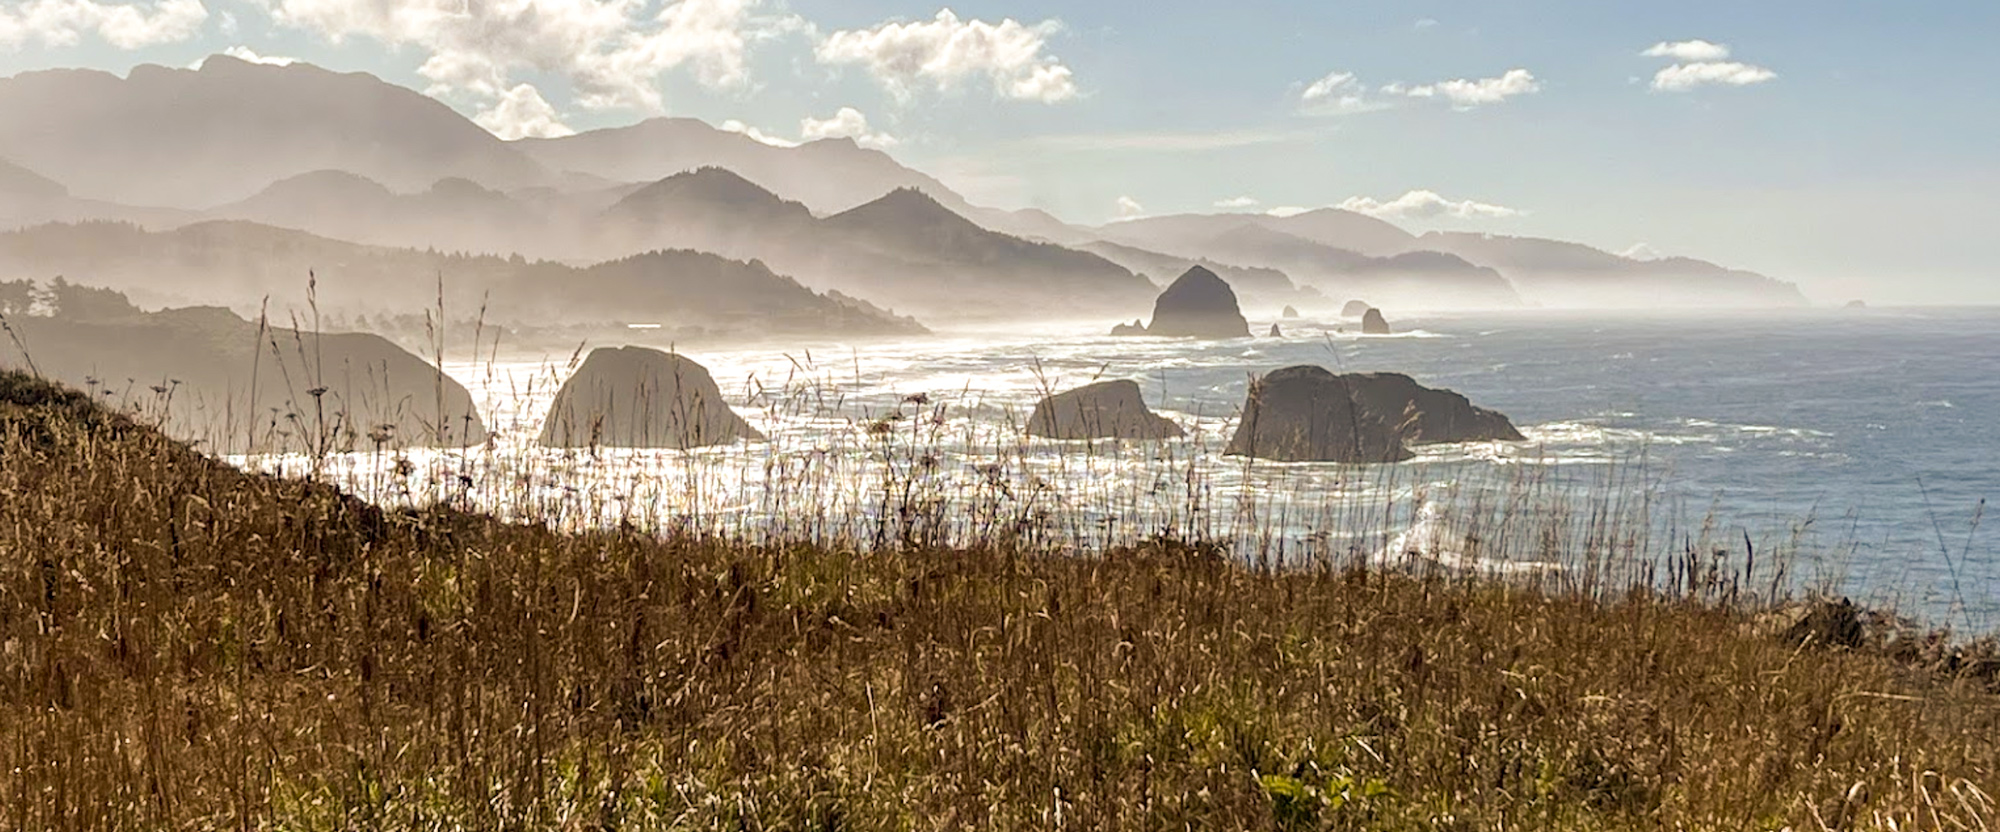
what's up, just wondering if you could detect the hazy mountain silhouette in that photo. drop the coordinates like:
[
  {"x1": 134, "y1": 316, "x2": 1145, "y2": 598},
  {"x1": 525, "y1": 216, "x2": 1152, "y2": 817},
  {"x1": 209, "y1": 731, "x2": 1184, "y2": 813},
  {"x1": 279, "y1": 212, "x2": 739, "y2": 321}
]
[
  {"x1": 517, "y1": 119, "x2": 970, "y2": 215},
  {"x1": 1098, "y1": 209, "x2": 1415, "y2": 259},
  {"x1": 211, "y1": 170, "x2": 559, "y2": 256},
  {"x1": 0, "y1": 56, "x2": 547, "y2": 207},
  {"x1": 0, "y1": 220, "x2": 925, "y2": 340},
  {"x1": 598, "y1": 167, "x2": 817, "y2": 261},
  {"x1": 1100, "y1": 219, "x2": 1518, "y2": 309},
  {"x1": 0, "y1": 54, "x2": 1811, "y2": 313},
  {"x1": 1412, "y1": 232, "x2": 1808, "y2": 307},
  {"x1": 597, "y1": 177, "x2": 1153, "y2": 320},
  {"x1": 0, "y1": 156, "x2": 67, "y2": 200},
  {"x1": 1263, "y1": 209, "x2": 1417, "y2": 256},
  {"x1": 1076, "y1": 240, "x2": 1297, "y2": 301},
  {"x1": 808, "y1": 188, "x2": 1155, "y2": 318}
]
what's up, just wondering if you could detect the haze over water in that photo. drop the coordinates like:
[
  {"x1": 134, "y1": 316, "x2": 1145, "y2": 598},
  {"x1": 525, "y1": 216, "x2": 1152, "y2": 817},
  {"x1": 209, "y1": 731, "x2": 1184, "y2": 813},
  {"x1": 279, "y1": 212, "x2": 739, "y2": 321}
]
[{"x1": 382, "y1": 306, "x2": 2000, "y2": 630}]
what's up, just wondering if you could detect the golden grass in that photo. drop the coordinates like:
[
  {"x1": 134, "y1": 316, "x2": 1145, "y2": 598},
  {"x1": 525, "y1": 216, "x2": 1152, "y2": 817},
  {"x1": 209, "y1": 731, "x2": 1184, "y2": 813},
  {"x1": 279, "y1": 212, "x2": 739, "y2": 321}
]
[{"x1": 2, "y1": 368, "x2": 1998, "y2": 831}]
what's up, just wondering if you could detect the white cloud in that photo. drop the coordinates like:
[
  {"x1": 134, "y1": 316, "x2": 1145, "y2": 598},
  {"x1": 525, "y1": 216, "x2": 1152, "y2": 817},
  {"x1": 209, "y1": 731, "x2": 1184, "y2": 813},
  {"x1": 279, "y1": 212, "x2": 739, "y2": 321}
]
[
  {"x1": 1620, "y1": 242, "x2": 1664, "y2": 261},
  {"x1": 719, "y1": 118, "x2": 800, "y2": 147},
  {"x1": 1336, "y1": 190, "x2": 1522, "y2": 220},
  {"x1": 0, "y1": 0, "x2": 207, "y2": 49},
  {"x1": 1643, "y1": 39, "x2": 1730, "y2": 62},
  {"x1": 1651, "y1": 61, "x2": 1776, "y2": 91},
  {"x1": 218, "y1": 44, "x2": 297, "y2": 65},
  {"x1": 1028, "y1": 125, "x2": 1330, "y2": 152},
  {"x1": 1387, "y1": 68, "x2": 1540, "y2": 108},
  {"x1": 1215, "y1": 195, "x2": 1259, "y2": 209},
  {"x1": 1643, "y1": 40, "x2": 1776, "y2": 92},
  {"x1": 1115, "y1": 195, "x2": 1144, "y2": 218},
  {"x1": 475, "y1": 82, "x2": 575, "y2": 139},
  {"x1": 263, "y1": 0, "x2": 804, "y2": 114},
  {"x1": 799, "y1": 106, "x2": 898, "y2": 149},
  {"x1": 1297, "y1": 69, "x2": 1385, "y2": 115},
  {"x1": 814, "y1": 8, "x2": 1077, "y2": 103},
  {"x1": 1265, "y1": 206, "x2": 1310, "y2": 218}
]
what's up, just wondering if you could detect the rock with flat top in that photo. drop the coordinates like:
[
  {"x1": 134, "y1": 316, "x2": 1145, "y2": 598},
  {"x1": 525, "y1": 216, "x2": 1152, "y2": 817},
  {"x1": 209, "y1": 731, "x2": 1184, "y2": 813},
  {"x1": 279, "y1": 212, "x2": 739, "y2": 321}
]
[{"x1": 1225, "y1": 366, "x2": 1522, "y2": 463}]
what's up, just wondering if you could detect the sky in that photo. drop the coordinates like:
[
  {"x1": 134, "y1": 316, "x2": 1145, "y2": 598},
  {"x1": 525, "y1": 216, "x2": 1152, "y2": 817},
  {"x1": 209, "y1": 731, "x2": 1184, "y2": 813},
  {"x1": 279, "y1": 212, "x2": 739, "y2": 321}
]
[{"x1": 1, "y1": 0, "x2": 1997, "y2": 303}]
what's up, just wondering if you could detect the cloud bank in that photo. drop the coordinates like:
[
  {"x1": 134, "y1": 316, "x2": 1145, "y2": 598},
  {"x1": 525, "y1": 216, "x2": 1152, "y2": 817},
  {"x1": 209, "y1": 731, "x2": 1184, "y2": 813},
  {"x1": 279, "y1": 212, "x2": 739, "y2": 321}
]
[
  {"x1": 0, "y1": 0, "x2": 207, "y2": 49},
  {"x1": 1386, "y1": 68, "x2": 1540, "y2": 108},
  {"x1": 1337, "y1": 190, "x2": 1522, "y2": 219},
  {"x1": 815, "y1": 9, "x2": 1076, "y2": 103}
]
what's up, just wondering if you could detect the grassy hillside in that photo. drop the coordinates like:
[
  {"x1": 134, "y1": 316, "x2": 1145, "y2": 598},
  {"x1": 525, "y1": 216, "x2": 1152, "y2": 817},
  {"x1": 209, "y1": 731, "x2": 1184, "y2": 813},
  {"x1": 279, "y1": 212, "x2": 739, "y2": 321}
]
[{"x1": 0, "y1": 368, "x2": 1995, "y2": 830}]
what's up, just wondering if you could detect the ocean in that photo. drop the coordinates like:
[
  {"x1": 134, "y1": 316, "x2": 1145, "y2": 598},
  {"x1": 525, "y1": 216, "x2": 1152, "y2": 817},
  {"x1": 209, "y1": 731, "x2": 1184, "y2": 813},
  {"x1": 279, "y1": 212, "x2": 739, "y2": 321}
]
[{"x1": 338, "y1": 307, "x2": 1998, "y2": 629}]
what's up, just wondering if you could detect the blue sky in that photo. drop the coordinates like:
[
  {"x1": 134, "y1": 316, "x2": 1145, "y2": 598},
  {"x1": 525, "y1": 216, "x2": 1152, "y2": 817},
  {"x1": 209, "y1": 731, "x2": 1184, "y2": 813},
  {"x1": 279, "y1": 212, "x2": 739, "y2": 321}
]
[{"x1": 3, "y1": 0, "x2": 1997, "y2": 302}]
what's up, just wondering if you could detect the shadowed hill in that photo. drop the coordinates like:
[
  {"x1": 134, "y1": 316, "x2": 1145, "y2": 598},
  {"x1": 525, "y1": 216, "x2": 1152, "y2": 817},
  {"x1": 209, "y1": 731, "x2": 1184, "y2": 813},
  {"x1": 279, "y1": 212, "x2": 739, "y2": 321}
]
[
  {"x1": 0, "y1": 221, "x2": 926, "y2": 340},
  {"x1": 0, "y1": 302, "x2": 486, "y2": 453}
]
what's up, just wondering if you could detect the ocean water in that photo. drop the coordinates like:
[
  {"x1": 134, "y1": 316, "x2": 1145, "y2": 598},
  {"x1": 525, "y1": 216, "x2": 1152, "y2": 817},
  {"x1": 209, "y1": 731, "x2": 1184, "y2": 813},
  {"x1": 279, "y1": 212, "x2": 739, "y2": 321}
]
[{"x1": 296, "y1": 307, "x2": 1999, "y2": 629}]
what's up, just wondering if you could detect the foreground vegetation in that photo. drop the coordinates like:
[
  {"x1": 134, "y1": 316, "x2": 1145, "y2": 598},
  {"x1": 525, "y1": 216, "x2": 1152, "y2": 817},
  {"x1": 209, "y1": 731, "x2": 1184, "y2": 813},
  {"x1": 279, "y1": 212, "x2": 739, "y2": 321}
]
[{"x1": 2, "y1": 368, "x2": 1997, "y2": 830}]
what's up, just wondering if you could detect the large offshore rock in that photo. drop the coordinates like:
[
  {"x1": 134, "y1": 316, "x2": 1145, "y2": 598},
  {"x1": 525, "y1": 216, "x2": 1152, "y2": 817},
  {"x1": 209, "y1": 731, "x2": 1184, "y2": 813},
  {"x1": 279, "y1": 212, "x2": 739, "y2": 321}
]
[
  {"x1": 1143, "y1": 266, "x2": 1250, "y2": 338},
  {"x1": 538, "y1": 346, "x2": 763, "y2": 449},
  {"x1": 1361, "y1": 308, "x2": 1392, "y2": 335},
  {"x1": 1224, "y1": 366, "x2": 1522, "y2": 463},
  {"x1": 1340, "y1": 299, "x2": 1372, "y2": 318},
  {"x1": 1027, "y1": 379, "x2": 1183, "y2": 441}
]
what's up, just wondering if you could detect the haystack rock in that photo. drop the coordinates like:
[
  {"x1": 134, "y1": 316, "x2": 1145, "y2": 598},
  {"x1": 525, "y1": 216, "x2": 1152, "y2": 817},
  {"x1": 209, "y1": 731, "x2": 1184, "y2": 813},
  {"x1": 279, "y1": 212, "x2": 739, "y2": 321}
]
[
  {"x1": 1282, "y1": 305, "x2": 1300, "y2": 318},
  {"x1": 1027, "y1": 379, "x2": 1183, "y2": 441},
  {"x1": 538, "y1": 346, "x2": 764, "y2": 449},
  {"x1": 1143, "y1": 266, "x2": 1250, "y2": 338},
  {"x1": 1224, "y1": 366, "x2": 1523, "y2": 463},
  {"x1": 1268, "y1": 323, "x2": 1283, "y2": 337},
  {"x1": 1110, "y1": 319, "x2": 1147, "y2": 336},
  {"x1": 1361, "y1": 308, "x2": 1391, "y2": 335},
  {"x1": 1341, "y1": 300, "x2": 1372, "y2": 318}
]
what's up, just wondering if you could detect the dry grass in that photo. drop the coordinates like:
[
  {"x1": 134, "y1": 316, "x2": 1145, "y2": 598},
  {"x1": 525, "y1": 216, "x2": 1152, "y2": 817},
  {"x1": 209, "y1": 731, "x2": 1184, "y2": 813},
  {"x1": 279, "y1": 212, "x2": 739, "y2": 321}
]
[{"x1": 3, "y1": 367, "x2": 1999, "y2": 831}]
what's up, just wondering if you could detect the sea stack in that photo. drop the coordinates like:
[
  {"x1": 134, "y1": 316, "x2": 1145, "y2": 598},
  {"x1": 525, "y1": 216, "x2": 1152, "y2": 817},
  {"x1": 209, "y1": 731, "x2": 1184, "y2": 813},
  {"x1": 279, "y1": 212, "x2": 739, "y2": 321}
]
[
  {"x1": 1268, "y1": 323, "x2": 1283, "y2": 337},
  {"x1": 1225, "y1": 366, "x2": 1523, "y2": 463},
  {"x1": 1361, "y1": 308, "x2": 1391, "y2": 335},
  {"x1": 1110, "y1": 319, "x2": 1147, "y2": 336},
  {"x1": 538, "y1": 346, "x2": 764, "y2": 449},
  {"x1": 1281, "y1": 305, "x2": 1300, "y2": 319},
  {"x1": 1142, "y1": 266, "x2": 1251, "y2": 338},
  {"x1": 1341, "y1": 300, "x2": 1372, "y2": 318},
  {"x1": 1027, "y1": 379, "x2": 1183, "y2": 441}
]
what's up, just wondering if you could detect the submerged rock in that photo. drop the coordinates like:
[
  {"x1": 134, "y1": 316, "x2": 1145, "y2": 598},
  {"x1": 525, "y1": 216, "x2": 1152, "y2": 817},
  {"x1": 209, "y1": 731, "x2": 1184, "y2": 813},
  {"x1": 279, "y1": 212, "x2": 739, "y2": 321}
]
[
  {"x1": 538, "y1": 346, "x2": 764, "y2": 449},
  {"x1": 1224, "y1": 366, "x2": 1522, "y2": 463},
  {"x1": 1281, "y1": 305, "x2": 1300, "y2": 319},
  {"x1": 1361, "y1": 308, "x2": 1391, "y2": 335},
  {"x1": 1341, "y1": 300, "x2": 1372, "y2": 318},
  {"x1": 1110, "y1": 319, "x2": 1147, "y2": 336},
  {"x1": 1143, "y1": 266, "x2": 1250, "y2": 339},
  {"x1": 1027, "y1": 379, "x2": 1183, "y2": 441}
]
